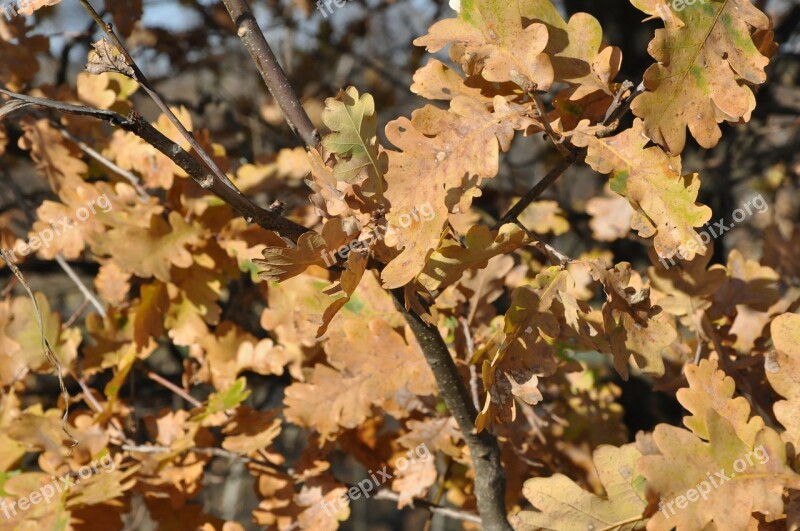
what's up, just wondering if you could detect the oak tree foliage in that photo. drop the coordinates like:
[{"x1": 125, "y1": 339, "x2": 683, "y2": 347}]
[{"x1": 0, "y1": 0, "x2": 798, "y2": 529}]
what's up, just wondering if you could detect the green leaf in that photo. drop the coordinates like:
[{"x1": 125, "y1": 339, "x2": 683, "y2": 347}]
[{"x1": 321, "y1": 86, "x2": 386, "y2": 198}]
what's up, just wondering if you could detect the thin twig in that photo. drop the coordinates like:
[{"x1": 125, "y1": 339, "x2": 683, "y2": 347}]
[
  {"x1": 63, "y1": 298, "x2": 91, "y2": 328},
  {"x1": 1, "y1": 250, "x2": 78, "y2": 452},
  {"x1": 530, "y1": 91, "x2": 571, "y2": 158},
  {"x1": 3, "y1": 170, "x2": 108, "y2": 318},
  {"x1": 221, "y1": 0, "x2": 320, "y2": 149},
  {"x1": 76, "y1": 0, "x2": 239, "y2": 193},
  {"x1": 73, "y1": 373, "x2": 104, "y2": 413},
  {"x1": 492, "y1": 155, "x2": 577, "y2": 230},
  {"x1": 0, "y1": 88, "x2": 310, "y2": 241},
  {"x1": 121, "y1": 443, "x2": 273, "y2": 467},
  {"x1": 54, "y1": 254, "x2": 108, "y2": 318},
  {"x1": 57, "y1": 124, "x2": 150, "y2": 201},
  {"x1": 372, "y1": 489, "x2": 482, "y2": 524},
  {"x1": 146, "y1": 370, "x2": 202, "y2": 408}
]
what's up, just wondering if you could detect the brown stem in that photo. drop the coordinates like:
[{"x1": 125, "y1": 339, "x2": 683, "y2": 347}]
[
  {"x1": 77, "y1": 0, "x2": 240, "y2": 192},
  {"x1": 371, "y1": 488, "x2": 481, "y2": 525},
  {"x1": 393, "y1": 290, "x2": 512, "y2": 531},
  {"x1": 0, "y1": 88, "x2": 310, "y2": 241},
  {"x1": 492, "y1": 154, "x2": 577, "y2": 230},
  {"x1": 494, "y1": 79, "x2": 638, "y2": 231},
  {"x1": 221, "y1": 0, "x2": 321, "y2": 149},
  {"x1": 146, "y1": 371, "x2": 202, "y2": 408}
]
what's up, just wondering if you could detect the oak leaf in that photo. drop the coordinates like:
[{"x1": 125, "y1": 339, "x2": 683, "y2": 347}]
[
  {"x1": 417, "y1": 223, "x2": 528, "y2": 293},
  {"x1": 415, "y1": 0, "x2": 554, "y2": 91},
  {"x1": 518, "y1": 444, "x2": 647, "y2": 530},
  {"x1": 630, "y1": 0, "x2": 773, "y2": 153},
  {"x1": 591, "y1": 262, "x2": 675, "y2": 379},
  {"x1": 476, "y1": 284, "x2": 560, "y2": 430},
  {"x1": 573, "y1": 118, "x2": 712, "y2": 261},
  {"x1": 677, "y1": 359, "x2": 764, "y2": 446},
  {"x1": 522, "y1": 1, "x2": 622, "y2": 98},
  {"x1": 17, "y1": 117, "x2": 88, "y2": 192},
  {"x1": 766, "y1": 313, "x2": 800, "y2": 447},
  {"x1": 380, "y1": 96, "x2": 532, "y2": 288},
  {"x1": 14, "y1": 0, "x2": 61, "y2": 16},
  {"x1": 93, "y1": 211, "x2": 206, "y2": 282},
  {"x1": 321, "y1": 87, "x2": 386, "y2": 198},
  {"x1": 284, "y1": 319, "x2": 436, "y2": 441},
  {"x1": 586, "y1": 185, "x2": 634, "y2": 242},
  {"x1": 639, "y1": 411, "x2": 800, "y2": 531}
]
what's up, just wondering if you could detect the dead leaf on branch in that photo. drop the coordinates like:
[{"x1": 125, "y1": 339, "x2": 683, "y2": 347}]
[
  {"x1": 284, "y1": 318, "x2": 436, "y2": 441},
  {"x1": 573, "y1": 118, "x2": 712, "y2": 261},
  {"x1": 766, "y1": 313, "x2": 800, "y2": 447},
  {"x1": 639, "y1": 411, "x2": 800, "y2": 531},
  {"x1": 417, "y1": 223, "x2": 529, "y2": 294},
  {"x1": 476, "y1": 283, "x2": 561, "y2": 431},
  {"x1": 415, "y1": 0, "x2": 554, "y2": 92},
  {"x1": 589, "y1": 261, "x2": 675, "y2": 380},
  {"x1": 14, "y1": 0, "x2": 61, "y2": 16},
  {"x1": 380, "y1": 95, "x2": 533, "y2": 289},
  {"x1": 677, "y1": 359, "x2": 764, "y2": 446},
  {"x1": 86, "y1": 38, "x2": 135, "y2": 78}
]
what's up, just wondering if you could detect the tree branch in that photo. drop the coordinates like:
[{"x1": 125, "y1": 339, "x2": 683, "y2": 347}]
[
  {"x1": 371, "y1": 489, "x2": 482, "y2": 525},
  {"x1": 491, "y1": 154, "x2": 577, "y2": 231},
  {"x1": 209, "y1": 7, "x2": 513, "y2": 526},
  {"x1": 0, "y1": 88, "x2": 310, "y2": 241},
  {"x1": 77, "y1": 0, "x2": 240, "y2": 193},
  {"x1": 221, "y1": 0, "x2": 321, "y2": 149},
  {"x1": 393, "y1": 290, "x2": 512, "y2": 531}
]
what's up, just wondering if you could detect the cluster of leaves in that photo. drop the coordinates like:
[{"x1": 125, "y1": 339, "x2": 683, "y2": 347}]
[{"x1": 1, "y1": 0, "x2": 799, "y2": 529}]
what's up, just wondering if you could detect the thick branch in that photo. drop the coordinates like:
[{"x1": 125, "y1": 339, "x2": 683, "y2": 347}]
[
  {"x1": 0, "y1": 89, "x2": 310, "y2": 241},
  {"x1": 394, "y1": 291, "x2": 512, "y2": 531},
  {"x1": 221, "y1": 0, "x2": 320, "y2": 149}
]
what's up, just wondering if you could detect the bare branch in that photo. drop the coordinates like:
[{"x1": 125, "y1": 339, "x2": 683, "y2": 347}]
[
  {"x1": 393, "y1": 289, "x2": 512, "y2": 531},
  {"x1": 371, "y1": 489, "x2": 482, "y2": 525},
  {"x1": 491, "y1": 155, "x2": 577, "y2": 231},
  {"x1": 221, "y1": 0, "x2": 320, "y2": 149},
  {"x1": 77, "y1": 0, "x2": 240, "y2": 193},
  {"x1": 0, "y1": 88, "x2": 310, "y2": 241},
  {"x1": 146, "y1": 371, "x2": 202, "y2": 408},
  {"x1": 57, "y1": 124, "x2": 150, "y2": 201}
]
